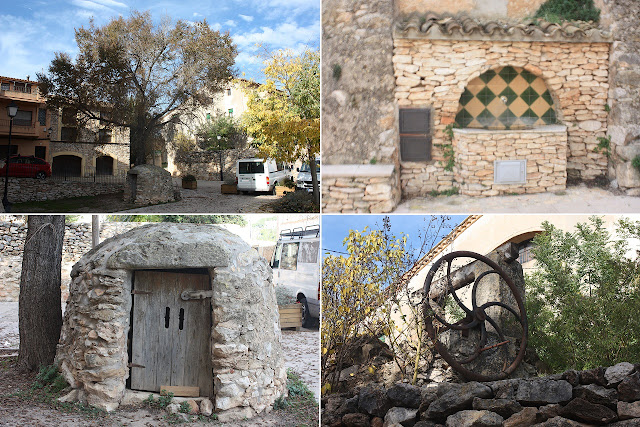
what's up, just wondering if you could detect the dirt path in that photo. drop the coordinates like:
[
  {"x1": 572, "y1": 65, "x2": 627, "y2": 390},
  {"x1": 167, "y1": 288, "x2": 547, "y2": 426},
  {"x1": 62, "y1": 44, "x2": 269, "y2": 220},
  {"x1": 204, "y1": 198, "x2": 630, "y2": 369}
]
[{"x1": 0, "y1": 303, "x2": 319, "y2": 426}]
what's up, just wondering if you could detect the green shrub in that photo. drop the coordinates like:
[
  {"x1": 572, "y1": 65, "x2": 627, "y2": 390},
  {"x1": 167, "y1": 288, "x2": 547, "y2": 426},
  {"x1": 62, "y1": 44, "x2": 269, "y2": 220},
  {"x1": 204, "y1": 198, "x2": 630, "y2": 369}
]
[
  {"x1": 534, "y1": 0, "x2": 600, "y2": 23},
  {"x1": 277, "y1": 178, "x2": 296, "y2": 188},
  {"x1": 632, "y1": 155, "x2": 640, "y2": 174},
  {"x1": 525, "y1": 217, "x2": 640, "y2": 372},
  {"x1": 182, "y1": 174, "x2": 197, "y2": 182}
]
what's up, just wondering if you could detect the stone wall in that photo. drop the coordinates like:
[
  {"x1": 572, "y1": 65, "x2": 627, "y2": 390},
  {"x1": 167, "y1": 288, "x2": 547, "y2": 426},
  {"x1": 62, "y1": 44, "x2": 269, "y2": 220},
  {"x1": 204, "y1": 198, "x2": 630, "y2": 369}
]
[
  {"x1": 602, "y1": 0, "x2": 640, "y2": 195},
  {"x1": 50, "y1": 141, "x2": 130, "y2": 177},
  {"x1": 322, "y1": 165, "x2": 401, "y2": 213},
  {"x1": 322, "y1": 362, "x2": 640, "y2": 426},
  {"x1": 174, "y1": 147, "x2": 258, "y2": 181},
  {"x1": 0, "y1": 217, "x2": 144, "y2": 302},
  {"x1": 453, "y1": 126, "x2": 567, "y2": 196},
  {"x1": 394, "y1": 39, "x2": 611, "y2": 194},
  {"x1": 1, "y1": 178, "x2": 122, "y2": 203},
  {"x1": 56, "y1": 224, "x2": 287, "y2": 420}
]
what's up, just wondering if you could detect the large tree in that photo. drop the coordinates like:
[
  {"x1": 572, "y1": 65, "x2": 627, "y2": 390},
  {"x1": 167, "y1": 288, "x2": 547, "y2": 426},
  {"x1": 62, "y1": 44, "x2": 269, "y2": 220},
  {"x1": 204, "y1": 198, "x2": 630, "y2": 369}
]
[
  {"x1": 18, "y1": 215, "x2": 65, "y2": 372},
  {"x1": 38, "y1": 11, "x2": 237, "y2": 166},
  {"x1": 243, "y1": 48, "x2": 320, "y2": 203},
  {"x1": 196, "y1": 115, "x2": 247, "y2": 180}
]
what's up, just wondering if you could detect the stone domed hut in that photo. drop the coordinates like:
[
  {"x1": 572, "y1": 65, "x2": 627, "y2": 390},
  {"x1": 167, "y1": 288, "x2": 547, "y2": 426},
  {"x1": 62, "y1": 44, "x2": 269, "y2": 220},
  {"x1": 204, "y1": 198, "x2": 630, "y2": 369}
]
[{"x1": 55, "y1": 223, "x2": 287, "y2": 420}]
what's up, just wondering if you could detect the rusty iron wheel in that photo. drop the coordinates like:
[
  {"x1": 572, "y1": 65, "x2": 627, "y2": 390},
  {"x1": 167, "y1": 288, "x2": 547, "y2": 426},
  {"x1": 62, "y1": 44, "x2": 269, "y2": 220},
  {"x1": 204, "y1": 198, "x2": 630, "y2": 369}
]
[{"x1": 422, "y1": 250, "x2": 528, "y2": 382}]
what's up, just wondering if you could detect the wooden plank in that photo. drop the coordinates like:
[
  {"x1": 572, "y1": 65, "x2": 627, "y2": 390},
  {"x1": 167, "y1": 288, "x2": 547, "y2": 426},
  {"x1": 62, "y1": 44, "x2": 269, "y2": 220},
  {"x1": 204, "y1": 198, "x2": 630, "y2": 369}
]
[
  {"x1": 160, "y1": 385, "x2": 200, "y2": 397},
  {"x1": 279, "y1": 305, "x2": 302, "y2": 329},
  {"x1": 131, "y1": 271, "x2": 157, "y2": 391},
  {"x1": 158, "y1": 271, "x2": 177, "y2": 390}
]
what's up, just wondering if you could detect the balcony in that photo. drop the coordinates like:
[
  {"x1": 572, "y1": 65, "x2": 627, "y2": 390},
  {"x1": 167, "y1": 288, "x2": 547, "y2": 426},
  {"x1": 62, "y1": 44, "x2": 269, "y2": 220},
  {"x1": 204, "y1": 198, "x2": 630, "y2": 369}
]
[
  {"x1": 0, "y1": 119, "x2": 38, "y2": 136},
  {"x1": 0, "y1": 88, "x2": 40, "y2": 102}
]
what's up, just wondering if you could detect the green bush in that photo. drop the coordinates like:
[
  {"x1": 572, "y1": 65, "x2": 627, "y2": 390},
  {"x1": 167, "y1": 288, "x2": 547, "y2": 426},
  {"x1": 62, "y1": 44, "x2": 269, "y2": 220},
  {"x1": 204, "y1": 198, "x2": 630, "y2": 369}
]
[
  {"x1": 534, "y1": 0, "x2": 600, "y2": 23},
  {"x1": 525, "y1": 217, "x2": 640, "y2": 372},
  {"x1": 182, "y1": 174, "x2": 197, "y2": 182},
  {"x1": 277, "y1": 178, "x2": 296, "y2": 189},
  {"x1": 632, "y1": 155, "x2": 640, "y2": 174}
]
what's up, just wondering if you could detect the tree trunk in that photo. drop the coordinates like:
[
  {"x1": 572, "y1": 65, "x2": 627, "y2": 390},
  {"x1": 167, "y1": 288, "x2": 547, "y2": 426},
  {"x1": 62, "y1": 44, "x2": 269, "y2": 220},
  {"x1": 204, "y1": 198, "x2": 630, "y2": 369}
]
[
  {"x1": 92, "y1": 215, "x2": 100, "y2": 248},
  {"x1": 309, "y1": 152, "x2": 320, "y2": 205},
  {"x1": 130, "y1": 124, "x2": 148, "y2": 166},
  {"x1": 17, "y1": 215, "x2": 65, "y2": 372}
]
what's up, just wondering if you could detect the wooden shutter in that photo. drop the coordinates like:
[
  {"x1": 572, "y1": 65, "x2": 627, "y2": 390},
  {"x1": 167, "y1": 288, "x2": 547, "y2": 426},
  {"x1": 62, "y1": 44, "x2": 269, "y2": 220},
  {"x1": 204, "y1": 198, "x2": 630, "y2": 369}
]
[{"x1": 399, "y1": 108, "x2": 431, "y2": 161}]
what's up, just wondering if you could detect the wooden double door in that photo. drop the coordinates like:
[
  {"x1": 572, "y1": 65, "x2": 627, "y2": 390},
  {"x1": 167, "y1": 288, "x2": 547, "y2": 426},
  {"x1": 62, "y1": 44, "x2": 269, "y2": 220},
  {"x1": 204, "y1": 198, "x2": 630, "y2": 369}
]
[{"x1": 130, "y1": 270, "x2": 213, "y2": 396}]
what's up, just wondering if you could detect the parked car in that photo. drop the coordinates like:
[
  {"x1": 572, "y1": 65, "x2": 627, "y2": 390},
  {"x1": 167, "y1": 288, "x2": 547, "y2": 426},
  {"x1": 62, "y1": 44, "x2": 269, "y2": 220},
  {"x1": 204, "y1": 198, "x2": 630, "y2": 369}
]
[
  {"x1": 270, "y1": 225, "x2": 320, "y2": 328},
  {"x1": 296, "y1": 158, "x2": 320, "y2": 192},
  {"x1": 0, "y1": 155, "x2": 51, "y2": 179},
  {"x1": 236, "y1": 158, "x2": 291, "y2": 195}
]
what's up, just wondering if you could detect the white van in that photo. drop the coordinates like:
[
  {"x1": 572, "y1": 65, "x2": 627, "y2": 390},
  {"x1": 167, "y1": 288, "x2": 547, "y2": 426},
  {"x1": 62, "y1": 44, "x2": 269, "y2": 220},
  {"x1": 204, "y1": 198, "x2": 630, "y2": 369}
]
[
  {"x1": 270, "y1": 225, "x2": 320, "y2": 328},
  {"x1": 296, "y1": 157, "x2": 320, "y2": 192},
  {"x1": 236, "y1": 158, "x2": 290, "y2": 195}
]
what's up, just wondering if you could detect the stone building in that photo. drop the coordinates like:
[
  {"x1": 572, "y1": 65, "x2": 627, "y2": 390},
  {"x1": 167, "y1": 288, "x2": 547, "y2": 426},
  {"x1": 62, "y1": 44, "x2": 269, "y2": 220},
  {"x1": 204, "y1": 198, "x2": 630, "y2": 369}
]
[
  {"x1": 49, "y1": 107, "x2": 130, "y2": 178},
  {"x1": 322, "y1": 0, "x2": 640, "y2": 212},
  {"x1": 55, "y1": 223, "x2": 287, "y2": 420}
]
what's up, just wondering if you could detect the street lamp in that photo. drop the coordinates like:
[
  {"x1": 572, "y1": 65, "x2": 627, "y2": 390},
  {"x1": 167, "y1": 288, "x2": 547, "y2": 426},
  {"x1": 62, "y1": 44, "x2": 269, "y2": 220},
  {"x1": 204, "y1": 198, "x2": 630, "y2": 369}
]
[
  {"x1": 217, "y1": 135, "x2": 224, "y2": 181},
  {"x1": 3, "y1": 101, "x2": 18, "y2": 212}
]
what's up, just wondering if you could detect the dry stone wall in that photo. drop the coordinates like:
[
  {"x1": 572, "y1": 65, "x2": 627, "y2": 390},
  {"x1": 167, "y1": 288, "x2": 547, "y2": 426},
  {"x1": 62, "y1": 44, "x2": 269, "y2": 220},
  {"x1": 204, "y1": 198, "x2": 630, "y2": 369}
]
[
  {"x1": 394, "y1": 39, "x2": 611, "y2": 195},
  {"x1": 0, "y1": 178, "x2": 122, "y2": 203},
  {"x1": 173, "y1": 147, "x2": 258, "y2": 181},
  {"x1": 0, "y1": 218, "x2": 144, "y2": 302},
  {"x1": 454, "y1": 126, "x2": 567, "y2": 196},
  {"x1": 322, "y1": 362, "x2": 640, "y2": 426},
  {"x1": 50, "y1": 141, "x2": 130, "y2": 177},
  {"x1": 123, "y1": 164, "x2": 179, "y2": 205}
]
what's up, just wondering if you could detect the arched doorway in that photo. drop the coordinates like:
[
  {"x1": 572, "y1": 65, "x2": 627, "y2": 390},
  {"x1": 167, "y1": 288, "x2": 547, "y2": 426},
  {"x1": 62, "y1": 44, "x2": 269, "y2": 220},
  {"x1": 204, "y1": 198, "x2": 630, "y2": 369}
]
[
  {"x1": 52, "y1": 155, "x2": 82, "y2": 177},
  {"x1": 96, "y1": 155, "x2": 114, "y2": 176},
  {"x1": 455, "y1": 66, "x2": 558, "y2": 130}
]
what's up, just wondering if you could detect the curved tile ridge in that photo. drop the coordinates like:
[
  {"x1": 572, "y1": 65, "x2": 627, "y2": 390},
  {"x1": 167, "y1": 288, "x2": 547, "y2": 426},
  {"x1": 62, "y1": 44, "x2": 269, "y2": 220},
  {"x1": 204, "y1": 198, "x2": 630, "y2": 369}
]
[{"x1": 395, "y1": 14, "x2": 613, "y2": 43}]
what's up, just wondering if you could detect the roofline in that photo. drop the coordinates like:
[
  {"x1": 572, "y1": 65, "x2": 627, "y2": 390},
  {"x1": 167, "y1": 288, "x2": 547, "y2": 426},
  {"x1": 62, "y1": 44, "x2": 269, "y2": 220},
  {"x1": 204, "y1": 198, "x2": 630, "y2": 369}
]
[
  {"x1": 397, "y1": 214, "x2": 483, "y2": 287},
  {"x1": 0, "y1": 76, "x2": 39, "y2": 85}
]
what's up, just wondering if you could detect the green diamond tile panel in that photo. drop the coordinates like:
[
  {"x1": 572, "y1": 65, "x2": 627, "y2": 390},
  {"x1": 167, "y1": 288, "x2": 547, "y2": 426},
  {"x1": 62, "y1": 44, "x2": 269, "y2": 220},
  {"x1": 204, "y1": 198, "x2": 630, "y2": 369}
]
[
  {"x1": 541, "y1": 90, "x2": 554, "y2": 105},
  {"x1": 476, "y1": 86, "x2": 497, "y2": 106},
  {"x1": 521, "y1": 108, "x2": 540, "y2": 126},
  {"x1": 459, "y1": 88, "x2": 474, "y2": 106},
  {"x1": 455, "y1": 108, "x2": 474, "y2": 128},
  {"x1": 498, "y1": 108, "x2": 518, "y2": 128},
  {"x1": 520, "y1": 69, "x2": 537, "y2": 84},
  {"x1": 520, "y1": 86, "x2": 540, "y2": 106},
  {"x1": 498, "y1": 66, "x2": 519, "y2": 84},
  {"x1": 498, "y1": 86, "x2": 518, "y2": 106},
  {"x1": 541, "y1": 108, "x2": 557, "y2": 124},
  {"x1": 477, "y1": 108, "x2": 496, "y2": 127},
  {"x1": 479, "y1": 69, "x2": 497, "y2": 83}
]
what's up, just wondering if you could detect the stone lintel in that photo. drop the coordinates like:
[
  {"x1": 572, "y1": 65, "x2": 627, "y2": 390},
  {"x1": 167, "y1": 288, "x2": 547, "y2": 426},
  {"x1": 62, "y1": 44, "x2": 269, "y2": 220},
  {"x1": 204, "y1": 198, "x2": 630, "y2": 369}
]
[{"x1": 323, "y1": 164, "x2": 396, "y2": 178}]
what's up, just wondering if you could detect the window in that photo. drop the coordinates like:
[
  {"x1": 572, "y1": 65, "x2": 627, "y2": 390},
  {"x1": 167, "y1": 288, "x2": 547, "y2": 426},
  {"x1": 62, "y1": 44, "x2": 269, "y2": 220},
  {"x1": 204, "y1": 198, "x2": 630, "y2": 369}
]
[
  {"x1": 271, "y1": 244, "x2": 282, "y2": 268},
  {"x1": 62, "y1": 108, "x2": 77, "y2": 126},
  {"x1": 99, "y1": 129, "x2": 112, "y2": 143},
  {"x1": 228, "y1": 108, "x2": 233, "y2": 117},
  {"x1": 399, "y1": 108, "x2": 432, "y2": 161},
  {"x1": 227, "y1": 89, "x2": 231, "y2": 96},
  {"x1": 280, "y1": 242, "x2": 299, "y2": 270},
  {"x1": 14, "y1": 110, "x2": 32, "y2": 126},
  {"x1": 38, "y1": 109, "x2": 47, "y2": 126},
  {"x1": 99, "y1": 110, "x2": 111, "y2": 125},
  {"x1": 206, "y1": 113, "x2": 211, "y2": 120},
  {"x1": 35, "y1": 146, "x2": 46, "y2": 160},
  {"x1": 0, "y1": 83, "x2": 9, "y2": 91},
  {"x1": 299, "y1": 241, "x2": 319, "y2": 264},
  {"x1": 238, "y1": 161, "x2": 264, "y2": 174},
  {"x1": 61, "y1": 127, "x2": 77, "y2": 142},
  {"x1": 518, "y1": 239, "x2": 535, "y2": 265}
]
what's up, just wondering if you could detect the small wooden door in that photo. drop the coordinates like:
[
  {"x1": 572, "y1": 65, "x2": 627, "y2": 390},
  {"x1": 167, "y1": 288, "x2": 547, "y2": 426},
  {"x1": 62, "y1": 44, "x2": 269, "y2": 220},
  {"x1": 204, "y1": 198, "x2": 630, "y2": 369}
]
[{"x1": 130, "y1": 271, "x2": 213, "y2": 396}]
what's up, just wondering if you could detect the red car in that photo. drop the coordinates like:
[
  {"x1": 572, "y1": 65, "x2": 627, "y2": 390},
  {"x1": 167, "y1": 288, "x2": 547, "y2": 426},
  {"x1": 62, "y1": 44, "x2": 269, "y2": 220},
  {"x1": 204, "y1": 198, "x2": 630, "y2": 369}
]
[{"x1": 0, "y1": 155, "x2": 52, "y2": 179}]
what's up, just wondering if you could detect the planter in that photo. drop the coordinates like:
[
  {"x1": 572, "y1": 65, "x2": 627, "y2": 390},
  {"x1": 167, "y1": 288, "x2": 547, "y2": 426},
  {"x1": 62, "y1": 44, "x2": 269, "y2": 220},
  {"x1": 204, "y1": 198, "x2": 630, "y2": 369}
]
[
  {"x1": 279, "y1": 304, "x2": 302, "y2": 330},
  {"x1": 276, "y1": 186, "x2": 294, "y2": 196},
  {"x1": 221, "y1": 183, "x2": 238, "y2": 194},
  {"x1": 182, "y1": 180, "x2": 197, "y2": 190}
]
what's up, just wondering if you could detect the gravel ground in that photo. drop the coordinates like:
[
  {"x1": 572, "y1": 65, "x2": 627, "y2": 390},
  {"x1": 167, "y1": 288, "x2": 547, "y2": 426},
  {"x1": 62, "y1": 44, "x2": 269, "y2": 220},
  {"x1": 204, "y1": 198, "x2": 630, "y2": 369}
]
[
  {"x1": 0, "y1": 302, "x2": 320, "y2": 426},
  {"x1": 118, "y1": 179, "x2": 279, "y2": 213}
]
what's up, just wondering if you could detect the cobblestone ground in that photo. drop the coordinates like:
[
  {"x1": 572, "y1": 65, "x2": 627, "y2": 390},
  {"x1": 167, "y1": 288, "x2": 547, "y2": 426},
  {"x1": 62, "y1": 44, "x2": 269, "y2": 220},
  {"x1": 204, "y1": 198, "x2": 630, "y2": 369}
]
[
  {"x1": 395, "y1": 184, "x2": 640, "y2": 213},
  {"x1": 118, "y1": 179, "x2": 278, "y2": 213}
]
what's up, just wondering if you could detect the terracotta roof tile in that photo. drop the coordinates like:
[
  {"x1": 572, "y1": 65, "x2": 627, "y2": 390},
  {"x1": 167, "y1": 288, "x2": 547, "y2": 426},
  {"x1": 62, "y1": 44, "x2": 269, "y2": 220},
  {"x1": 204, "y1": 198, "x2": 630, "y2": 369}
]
[{"x1": 395, "y1": 14, "x2": 613, "y2": 43}]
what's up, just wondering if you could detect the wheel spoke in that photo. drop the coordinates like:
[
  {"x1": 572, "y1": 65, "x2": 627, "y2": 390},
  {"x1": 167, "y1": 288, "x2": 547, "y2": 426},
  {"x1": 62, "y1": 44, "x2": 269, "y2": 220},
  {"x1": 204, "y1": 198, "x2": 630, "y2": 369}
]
[
  {"x1": 480, "y1": 301, "x2": 523, "y2": 324},
  {"x1": 471, "y1": 270, "x2": 498, "y2": 309}
]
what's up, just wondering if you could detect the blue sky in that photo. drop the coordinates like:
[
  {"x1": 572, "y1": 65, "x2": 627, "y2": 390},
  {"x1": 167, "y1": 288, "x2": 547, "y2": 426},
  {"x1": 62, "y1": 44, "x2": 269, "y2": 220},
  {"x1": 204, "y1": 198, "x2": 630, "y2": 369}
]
[
  {"x1": 0, "y1": 0, "x2": 319, "y2": 83},
  {"x1": 322, "y1": 215, "x2": 467, "y2": 259}
]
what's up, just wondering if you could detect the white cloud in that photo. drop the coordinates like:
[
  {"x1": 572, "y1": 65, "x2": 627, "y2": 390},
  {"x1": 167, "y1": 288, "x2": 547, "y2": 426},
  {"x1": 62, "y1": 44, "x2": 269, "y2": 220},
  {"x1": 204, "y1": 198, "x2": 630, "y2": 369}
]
[
  {"x1": 91, "y1": 0, "x2": 128, "y2": 8},
  {"x1": 71, "y1": 0, "x2": 117, "y2": 13},
  {"x1": 233, "y1": 22, "x2": 319, "y2": 50},
  {"x1": 239, "y1": 14, "x2": 253, "y2": 22},
  {"x1": 224, "y1": 19, "x2": 237, "y2": 27}
]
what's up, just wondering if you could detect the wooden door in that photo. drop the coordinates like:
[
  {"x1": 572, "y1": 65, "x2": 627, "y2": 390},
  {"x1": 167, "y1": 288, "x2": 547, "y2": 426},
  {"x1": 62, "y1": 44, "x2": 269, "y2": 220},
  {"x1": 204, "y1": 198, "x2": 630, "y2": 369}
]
[{"x1": 130, "y1": 271, "x2": 213, "y2": 396}]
